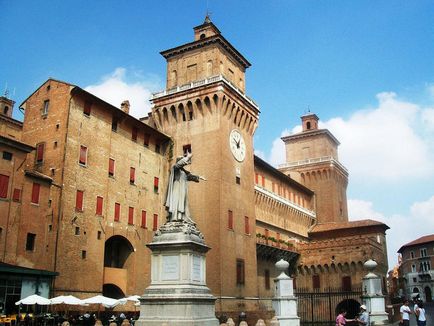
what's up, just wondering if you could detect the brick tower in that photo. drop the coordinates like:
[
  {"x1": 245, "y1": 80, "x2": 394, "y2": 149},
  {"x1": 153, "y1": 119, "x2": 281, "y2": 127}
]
[
  {"x1": 279, "y1": 113, "x2": 348, "y2": 223},
  {"x1": 150, "y1": 16, "x2": 260, "y2": 313}
]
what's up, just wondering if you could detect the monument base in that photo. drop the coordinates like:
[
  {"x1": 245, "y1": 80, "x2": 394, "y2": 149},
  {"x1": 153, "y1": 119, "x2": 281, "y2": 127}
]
[{"x1": 136, "y1": 221, "x2": 219, "y2": 326}]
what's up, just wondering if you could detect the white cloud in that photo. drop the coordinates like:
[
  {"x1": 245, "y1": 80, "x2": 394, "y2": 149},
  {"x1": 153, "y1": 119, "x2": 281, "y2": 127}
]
[
  {"x1": 268, "y1": 129, "x2": 290, "y2": 166},
  {"x1": 85, "y1": 68, "x2": 161, "y2": 119},
  {"x1": 349, "y1": 196, "x2": 434, "y2": 269}
]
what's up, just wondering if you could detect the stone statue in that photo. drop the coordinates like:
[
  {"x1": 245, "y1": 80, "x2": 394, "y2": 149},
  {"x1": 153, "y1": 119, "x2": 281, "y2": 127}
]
[{"x1": 165, "y1": 152, "x2": 206, "y2": 224}]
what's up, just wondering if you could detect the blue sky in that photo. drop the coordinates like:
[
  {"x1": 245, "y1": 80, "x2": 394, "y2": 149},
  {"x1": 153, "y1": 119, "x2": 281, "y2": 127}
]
[{"x1": 1, "y1": 1, "x2": 433, "y2": 269}]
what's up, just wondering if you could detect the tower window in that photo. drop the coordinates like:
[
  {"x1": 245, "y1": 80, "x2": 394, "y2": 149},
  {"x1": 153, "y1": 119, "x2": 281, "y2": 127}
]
[
  {"x1": 228, "y1": 210, "x2": 233, "y2": 230},
  {"x1": 153, "y1": 214, "x2": 158, "y2": 231},
  {"x1": 42, "y1": 100, "x2": 49, "y2": 116},
  {"x1": 200, "y1": 33, "x2": 206, "y2": 39},
  {"x1": 83, "y1": 101, "x2": 92, "y2": 116},
  {"x1": 26, "y1": 233, "x2": 36, "y2": 251},
  {"x1": 306, "y1": 121, "x2": 311, "y2": 130},
  {"x1": 75, "y1": 227, "x2": 80, "y2": 235},
  {"x1": 79, "y1": 145, "x2": 88, "y2": 165},
  {"x1": 108, "y1": 158, "x2": 115, "y2": 177},
  {"x1": 144, "y1": 133, "x2": 150, "y2": 147},
  {"x1": 82, "y1": 250, "x2": 87, "y2": 259},
  {"x1": 4, "y1": 106, "x2": 9, "y2": 115},
  {"x1": 141, "y1": 210, "x2": 147, "y2": 229},
  {"x1": 0, "y1": 174, "x2": 10, "y2": 198},
  {"x1": 132, "y1": 127, "x2": 138, "y2": 142},
  {"x1": 2, "y1": 151, "x2": 12, "y2": 160},
  {"x1": 130, "y1": 167, "x2": 136, "y2": 184},
  {"x1": 96, "y1": 196, "x2": 103, "y2": 215},
  {"x1": 36, "y1": 143, "x2": 45, "y2": 164},
  {"x1": 128, "y1": 207, "x2": 134, "y2": 225},
  {"x1": 31, "y1": 183, "x2": 40, "y2": 204},
  {"x1": 75, "y1": 190, "x2": 84, "y2": 212},
  {"x1": 112, "y1": 117, "x2": 118, "y2": 131},
  {"x1": 114, "y1": 203, "x2": 120, "y2": 221},
  {"x1": 154, "y1": 177, "x2": 159, "y2": 193},
  {"x1": 236, "y1": 259, "x2": 245, "y2": 285}
]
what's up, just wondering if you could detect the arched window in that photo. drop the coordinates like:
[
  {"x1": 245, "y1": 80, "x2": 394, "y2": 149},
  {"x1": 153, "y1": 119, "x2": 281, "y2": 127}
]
[
  {"x1": 3, "y1": 106, "x2": 9, "y2": 115},
  {"x1": 200, "y1": 33, "x2": 206, "y2": 39},
  {"x1": 306, "y1": 121, "x2": 311, "y2": 130}
]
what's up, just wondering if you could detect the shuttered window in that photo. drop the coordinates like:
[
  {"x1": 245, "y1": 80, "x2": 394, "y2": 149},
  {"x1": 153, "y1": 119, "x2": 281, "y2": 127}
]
[
  {"x1": 141, "y1": 210, "x2": 147, "y2": 228},
  {"x1": 153, "y1": 214, "x2": 158, "y2": 231},
  {"x1": 228, "y1": 210, "x2": 233, "y2": 230},
  {"x1": 36, "y1": 143, "x2": 45, "y2": 164},
  {"x1": 130, "y1": 167, "x2": 135, "y2": 184},
  {"x1": 31, "y1": 183, "x2": 40, "y2": 204},
  {"x1": 236, "y1": 259, "x2": 245, "y2": 285},
  {"x1": 79, "y1": 145, "x2": 87, "y2": 165},
  {"x1": 0, "y1": 174, "x2": 9, "y2": 198},
  {"x1": 12, "y1": 188, "x2": 21, "y2": 202},
  {"x1": 108, "y1": 158, "x2": 115, "y2": 177},
  {"x1": 128, "y1": 207, "x2": 134, "y2": 225},
  {"x1": 96, "y1": 196, "x2": 103, "y2": 215},
  {"x1": 114, "y1": 203, "x2": 120, "y2": 221},
  {"x1": 154, "y1": 177, "x2": 159, "y2": 193},
  {"x1": 75, "y1": 190, "x2": 84, "y2": 211},
  {"x1": 244, "y1": 216, "x2": 250, "y2": 234}
]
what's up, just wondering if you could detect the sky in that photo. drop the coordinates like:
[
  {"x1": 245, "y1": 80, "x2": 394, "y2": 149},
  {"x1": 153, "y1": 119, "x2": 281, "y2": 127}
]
[{"x1": 1, "y1": 1, "x2": 433, "y2": 270}]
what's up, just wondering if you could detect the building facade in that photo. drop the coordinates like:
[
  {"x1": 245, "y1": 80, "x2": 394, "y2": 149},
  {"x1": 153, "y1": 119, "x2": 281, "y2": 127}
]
[
  {"x1": 0, "y1": 17, "x2": 389, "y2": 322},
  {"x1": 398, "y1": 234, "x2": 434, "y2": 302}
]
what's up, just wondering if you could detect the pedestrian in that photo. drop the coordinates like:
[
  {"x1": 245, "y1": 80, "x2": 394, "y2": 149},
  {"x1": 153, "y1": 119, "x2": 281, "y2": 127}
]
[
  {"x1": 356, "y1": 305, "x2": 369, "y2": 326},
  {"x1": 399, "y1": 299, "x2": 412, "y2": 326},
  {"x1": 415, "y1": 302, "x2": 426, "y2": 326},
  {"x1": 336, "y1": 309, "x2": 354, "y2": 326}
]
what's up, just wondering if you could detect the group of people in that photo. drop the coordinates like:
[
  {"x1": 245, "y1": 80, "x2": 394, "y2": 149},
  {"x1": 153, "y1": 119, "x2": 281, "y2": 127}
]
[
  {"x1": 400, "y1": 299, "x2": 427, "y2": 326},
  {"x1": 335, "y1": 305, "x2": 369, "y2": 326}
]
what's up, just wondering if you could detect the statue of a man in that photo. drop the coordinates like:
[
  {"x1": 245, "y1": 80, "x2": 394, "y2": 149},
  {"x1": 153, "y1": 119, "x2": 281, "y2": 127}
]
[{"x1": 164, "y1": 152, "x2": 205, "y2": 224}]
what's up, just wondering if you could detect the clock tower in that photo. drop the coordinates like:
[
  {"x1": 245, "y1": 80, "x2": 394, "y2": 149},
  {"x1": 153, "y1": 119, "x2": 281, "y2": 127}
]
[{"x1": 150, "y1": 16, "x2": 260, "y2": 313}]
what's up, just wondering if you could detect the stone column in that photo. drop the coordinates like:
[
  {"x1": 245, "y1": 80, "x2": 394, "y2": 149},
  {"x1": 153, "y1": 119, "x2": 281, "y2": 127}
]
[
  {"x1": 362, "y1": 259, "x2": 389, "y2": 325},
  {"x1": 272, "y1": 259, "x2": 300, "y2": 326}
]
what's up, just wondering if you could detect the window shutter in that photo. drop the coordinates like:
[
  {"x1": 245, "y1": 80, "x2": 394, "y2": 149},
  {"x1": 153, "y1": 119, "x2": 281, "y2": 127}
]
[
  {"x1": 154, "y1": 177, "x2": 159, "y2": 192},
  {"x1": 141, "y1": 210, "x2": 147, "y2": 228},
  {"x1": 261, "y1": 175, "x2": 265, "y2": 187},
  {"x1": 255, "y1": 173, "x2": 259, "y2": 184},
  {"x1": 130, "y1": 167, "x2": 135, "y2": 183},
  {"x1": 128, "y1": 207, "x2": 134, "y2": 225},
  {"x1": 12, "y1": 188, "x2": 21, "y2": 202},
  {"x1": 36, "y1": 143, "x2": 45, "y2": 163},
  {"x1": 0, "y1": 174, "x2": 9, "y2": 198},
  {"x1": 108, "y1": 158, "x2": 115, "y2": 176},
  {"x1": 75, "y1": 190, "x2": 83, "y2": 211},
  {"x1": 114, "y1": 203, "x2": 120, "y2": 221},
  {"x1": 244, "y1": 216, "x2": 249, "y2": 234},
  {"x1": 31, "y1": 183, "x2": 40, "y2": 204},
  {"x1": 228, "y1": 210, "x2": 233, "y2": 230},
  {"x1": 79, "y1": 146, "x2": 87, "y2": 165},
  {"x1": 153, "y1": 214, "x2": 158, "y2": 231},
  {"x1": 96, "y1": 196, "x2": 103, "y2": 215}
]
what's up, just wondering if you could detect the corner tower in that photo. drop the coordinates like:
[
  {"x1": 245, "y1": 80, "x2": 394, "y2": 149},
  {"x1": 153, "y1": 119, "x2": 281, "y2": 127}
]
[
  {"x1": 150, "y1": 17, "x2": 260, "y2": 313},
  {"x1": 279, "y1": 113, "x2": 348, "y2": 224}
]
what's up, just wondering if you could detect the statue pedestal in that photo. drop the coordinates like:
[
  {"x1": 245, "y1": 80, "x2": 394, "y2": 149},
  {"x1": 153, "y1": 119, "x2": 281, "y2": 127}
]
[{"x1": 136, "y1": 222, "x2": 219, "y2": 326}]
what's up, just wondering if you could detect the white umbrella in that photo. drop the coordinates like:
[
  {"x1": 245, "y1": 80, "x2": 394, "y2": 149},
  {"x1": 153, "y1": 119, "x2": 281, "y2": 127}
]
[
  {"x1": 83, "y1": 295, "x2": 119, "y2": 308},
  {"x1": 50, "y1": 295, "x2": 85, "y2": 305},
  {"x1": 118, "y1": 295, "x2": 140, "y2": 305},
  {"x1": 15, "y1": 294, "x2": 51, "y2": 305}
]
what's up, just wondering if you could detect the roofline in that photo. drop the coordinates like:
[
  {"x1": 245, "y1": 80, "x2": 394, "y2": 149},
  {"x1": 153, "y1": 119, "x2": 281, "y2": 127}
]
[
  {"x1": 160, "y1": 34, "x2": 251, "y2": 69},
  {"x1": 193, "y1": 21, "x2": 222, "y2": 34},
  {"x1": 70, "y1": 87, "x2": 171, "y2": 142},
  {"x1": 0, "y1": 135, "x2": 34, "y2": 153},
  {"x1": 254, "y1": 155, "x2": 314, "y2": 195},
  {"x1": 19, "y1": 78, "x2": 75, "y2": 108},
  {"x1": 0, "y1": 114, "x2": 23, "y2": 127},
  {"x1": 397, "y1": 236, "x2": 434, "y2": 253},
  {"x1": 309, "y1": 221, "x2": 390, "y2": 235},
  {"x1": 281, "y1": 128, "x2": 340, "y2": 146},
  {"x1": 0, "y1": 262, "x2": 58, "y2": 277},
  {"x1": 25, "y1": 170, "x2": 53, "y2": 184}
]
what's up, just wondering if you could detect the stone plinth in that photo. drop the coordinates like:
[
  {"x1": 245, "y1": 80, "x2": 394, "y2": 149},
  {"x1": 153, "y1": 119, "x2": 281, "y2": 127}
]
[
  {"x1": 136, "y1": 221, "x2": 219, "y2": 326},
  {"x1": 272, "y1": 259, "x2": 300, "y2": 326}
]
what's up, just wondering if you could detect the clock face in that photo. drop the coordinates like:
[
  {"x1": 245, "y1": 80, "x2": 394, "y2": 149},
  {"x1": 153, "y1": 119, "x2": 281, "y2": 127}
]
[{"x1": 229, "y1": 129, "x2": 246, "y2": 162}]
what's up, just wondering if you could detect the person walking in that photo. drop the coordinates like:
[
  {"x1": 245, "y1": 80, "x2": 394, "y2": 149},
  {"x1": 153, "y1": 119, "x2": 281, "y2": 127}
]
[
  {"x1": 415, "y1": 302, "x2": 426, "y2": 326},
  {"x1": 336, "y1": 310, "x2": 354, "y2": 326},
  {"x1": 399, "y1": 299, "x2": 412, "y2": 326}
]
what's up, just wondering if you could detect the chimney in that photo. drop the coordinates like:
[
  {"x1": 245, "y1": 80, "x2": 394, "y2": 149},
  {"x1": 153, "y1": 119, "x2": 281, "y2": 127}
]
[{"x1": 121, "y1": 100, "x2": 130, "y2": 114}]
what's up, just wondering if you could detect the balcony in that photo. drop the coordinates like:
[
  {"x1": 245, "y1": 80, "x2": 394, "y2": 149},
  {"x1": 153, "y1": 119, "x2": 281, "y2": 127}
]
[
  {"x1": 151, "y1": 74, "x2": 259, "y2": 110},
  {"x1": 104, "y1": 267, "x2": 127, "y2": 294},
  {"x1": 256, "y1": 234, "x2": 299, "y2": 265},
  {"x1": 418, "y1": 271, "x2": 432, "y2": 282},
  {"x1": 278, "y1": 156, "x2": 348, "y2": 173}
]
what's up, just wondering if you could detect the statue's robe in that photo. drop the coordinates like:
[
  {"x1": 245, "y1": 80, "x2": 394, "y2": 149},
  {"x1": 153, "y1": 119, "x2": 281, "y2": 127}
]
[{"x1": 164, "y1": 156, "x2": 199, "y2": 222}]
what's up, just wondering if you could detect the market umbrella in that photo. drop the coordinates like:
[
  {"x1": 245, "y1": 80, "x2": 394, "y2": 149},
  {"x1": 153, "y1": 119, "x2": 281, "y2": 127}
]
[
  {"x1": 117, "y1": 295, "x2": 140, "y2": 305},
  {"x1": 83, "y1": 295, "x2": 119, "y2": 318},
  {"x1": 50, "y1": 295, "x2": 85, "y2": 305},
  {"x1": 15, "y1": 294, "x2": 51, "y2": 305}
]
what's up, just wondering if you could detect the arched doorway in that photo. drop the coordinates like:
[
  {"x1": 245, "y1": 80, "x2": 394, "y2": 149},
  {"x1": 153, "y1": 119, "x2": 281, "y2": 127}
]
[
  {"x1": 104, "y1": 235, "x2": 134, "y2": 268},
  {"x1": 103, "y1": 284, "x2": 124, "y2": 299},
  {"x1": 336, "y1": 299, "x2": 360, "y2": 319},
  {"x1": 425, "y1": 286, "x2": 432, "y2": 302}
]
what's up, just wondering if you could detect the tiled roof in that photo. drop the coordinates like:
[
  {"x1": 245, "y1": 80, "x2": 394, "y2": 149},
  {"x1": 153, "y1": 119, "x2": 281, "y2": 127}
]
[
  {"x1": 309, "y1": 219, "x2": 389, "y2": 233},
  {"x1": 398, "y1": 234, "x2": 434, "y2": 253}
]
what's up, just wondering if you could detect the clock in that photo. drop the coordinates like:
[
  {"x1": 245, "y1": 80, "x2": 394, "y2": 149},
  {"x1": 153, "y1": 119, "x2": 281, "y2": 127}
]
[{"x1": 229, "y1": 129, "x2": 246, "y2": 162}]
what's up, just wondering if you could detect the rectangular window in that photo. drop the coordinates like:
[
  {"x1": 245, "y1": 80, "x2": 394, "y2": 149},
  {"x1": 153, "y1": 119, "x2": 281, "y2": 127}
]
[
  {"x1": 236, "y1": 259, "x2": 245, "y2": 285},
  {"x1": 132, "y1": 127, "x2": 138, "y2": 142},
  {"x1": 130, "y1": 167, "x2": 135, "y2": 184},
  {"x1": 261, "y1": 175, "x2": 265, "y2": 187},
  {"x1": 144, "y1": 133, "x2": 150, "y2": 147},
  {"x1": 114, "y1": 203, "x2": 120, "y2": 222},
  {"x1": 96, "y1": 196, "x2": 103, "y2": 215},
  {"x1": 154, "y1": 177, "x2": 159, "y2": 193},
  {"x1": 79, "y1": 145, "x2": 87, "y2": 165},
  {"x1": 36, "y1": 143, "x2": 45, "y2": 164},
  {"x1": 0, "y1": 174, "x2": 9, "y2": 198},
  {"x1": 141, "y1": 210, "x2": 147, "y2": 229},
  {"x1": 75, "y1": 227, "x2": 80, "y2": 235},
  {"x1": 410, "y1": 251, "x2": 415, "y2": 259},
  {"x1": 31, "y1": 183, "x2": 40, "y2": 204},
  {"x1": 112, "y1": 117, "x2": 118, "y2": 131},
  {"x1": 75, "y1": 190, "x2": 84, "y2": 211},
  {"x1": 97, "y1": 231, "x2": 102, "y2": 240},
  {"x1": 411, "y1": 264, "x2": 416, "y2": 273},
  {"x1": 228, "y1": 210, "x2": 233, "y2": 230},
  {"x1": 82, "y1": 250, "x2": 87, "y2": 259},
  {"x1": 183, "y1": 144, "x2": 192, "y2": 155},
  {"x1": 265, "y1": 269, "x2": 270, "y2": 290},
  {"x1": 342, "y1": 276, "x2": 351, "y2": 291},
  {"x1": 83, "y1": 101, "x2": 92, "y2": 116},
  {"x1": 255, "y1": 173, "x2": 259, "y2": 185},
  {"x1": 128, "y1": 207, "x2": 134, "y2": 225},
  {"x1": 2, "y1": 151, "x2": 12, "y2": 160},
  {"x1": 236, "y1": 176, "x2": 241, "y2": 184},
  {"x1": 244, "y1": 216, "x2": 249, "y2": 234},
  {"x1": 12, "y1": 188, "x2": 21, "y2": 202},
  {"x1": 272, "y1": 182, "x2": 275, "y2": 193},
  {"x1": 153, "y1": 214, "x2": 158, "y2": 231},
  {"x1": 42, "y1": 100, "x2": 49, "y2": 115},
  {"x1": 155, "y1": 143, "x2": 160, "y2": 154},
  {"x1": 421, "y1": 248, "x2": 427, "y2": 257},
  {"x1": 26, "y1": 233, "x2": 36, "y2": 251},
  {"x1": 312, "y1": 275, "x2": 320, "y2": 289},
  {"x1": 108, "y1": 158, "x2": 115, "y2": 177}
]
